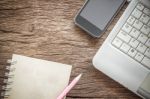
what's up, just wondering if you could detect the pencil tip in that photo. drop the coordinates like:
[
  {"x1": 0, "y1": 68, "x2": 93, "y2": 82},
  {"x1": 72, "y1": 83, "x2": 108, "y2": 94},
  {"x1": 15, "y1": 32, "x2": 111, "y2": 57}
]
[{"x1": 76, "y1": 73, "x2": 82, "y2": 80}]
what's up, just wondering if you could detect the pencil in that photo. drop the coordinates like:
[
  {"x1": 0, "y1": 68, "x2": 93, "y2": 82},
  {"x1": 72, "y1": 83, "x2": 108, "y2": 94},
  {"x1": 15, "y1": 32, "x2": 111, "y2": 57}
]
[{"x1": 57, "y1": 74, "x2": 82, "y2": 99}]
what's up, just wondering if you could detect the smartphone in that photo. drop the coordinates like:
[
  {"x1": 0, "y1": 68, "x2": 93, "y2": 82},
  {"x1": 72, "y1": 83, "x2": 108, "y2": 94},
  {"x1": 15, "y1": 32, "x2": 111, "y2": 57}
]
[{"x1": 75, "y1": 0, "x2": 126, "y2": 38}]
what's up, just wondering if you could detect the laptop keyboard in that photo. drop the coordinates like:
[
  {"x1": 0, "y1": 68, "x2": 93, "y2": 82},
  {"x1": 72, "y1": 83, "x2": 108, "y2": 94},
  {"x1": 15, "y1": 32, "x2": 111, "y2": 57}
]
[{"x1": 112, "y1": 3, "x2": 150, "y2": 69}]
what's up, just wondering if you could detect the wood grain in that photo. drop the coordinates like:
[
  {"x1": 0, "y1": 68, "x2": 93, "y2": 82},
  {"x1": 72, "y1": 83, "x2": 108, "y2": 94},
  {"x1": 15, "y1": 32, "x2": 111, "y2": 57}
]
[{"x1": 0, "y1": 0, "x2": 140, "y2": 99}]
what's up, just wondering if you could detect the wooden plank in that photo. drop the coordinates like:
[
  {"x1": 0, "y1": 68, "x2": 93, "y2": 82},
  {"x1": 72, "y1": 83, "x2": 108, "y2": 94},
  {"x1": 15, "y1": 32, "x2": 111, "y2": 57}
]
[{"x1": 0, "y1": 0, "x2": 140, "y2": 98}]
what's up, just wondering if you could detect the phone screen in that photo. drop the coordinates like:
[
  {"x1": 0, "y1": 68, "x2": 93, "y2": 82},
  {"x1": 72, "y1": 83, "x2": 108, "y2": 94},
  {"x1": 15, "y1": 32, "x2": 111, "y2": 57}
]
[{"x1": 80, "y1": 0, "x2": 125, "y2": 30}]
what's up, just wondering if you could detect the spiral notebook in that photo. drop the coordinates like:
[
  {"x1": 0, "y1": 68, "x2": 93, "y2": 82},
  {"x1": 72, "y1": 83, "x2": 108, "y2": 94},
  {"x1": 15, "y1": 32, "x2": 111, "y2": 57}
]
[{"x1": 1, "y1": 54, "x2": 72, "y2": 99}]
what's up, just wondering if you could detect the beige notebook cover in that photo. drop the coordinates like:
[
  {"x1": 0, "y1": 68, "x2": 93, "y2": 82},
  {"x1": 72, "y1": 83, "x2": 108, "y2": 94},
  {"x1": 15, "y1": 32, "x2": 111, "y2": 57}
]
[{"x1": 5, "y1": 54, "x2": 72, "y2": 99}]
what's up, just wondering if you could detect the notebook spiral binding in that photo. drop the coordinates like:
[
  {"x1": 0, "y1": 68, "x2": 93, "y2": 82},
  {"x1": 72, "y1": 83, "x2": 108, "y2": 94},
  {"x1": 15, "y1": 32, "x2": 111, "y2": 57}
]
[{"x1": 0, "y1": 59, "x2": 17, "y2": 99}]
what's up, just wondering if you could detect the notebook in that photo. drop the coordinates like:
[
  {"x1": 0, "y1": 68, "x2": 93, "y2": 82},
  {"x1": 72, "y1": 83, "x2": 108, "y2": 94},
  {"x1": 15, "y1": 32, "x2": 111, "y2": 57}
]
[{"x1": 1, "y1": 54, "x2": 72, "y2": 99}]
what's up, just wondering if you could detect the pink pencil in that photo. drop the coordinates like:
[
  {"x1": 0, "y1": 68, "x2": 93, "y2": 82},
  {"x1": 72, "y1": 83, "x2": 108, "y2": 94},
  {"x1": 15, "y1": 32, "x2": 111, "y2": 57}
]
[{"x1": 57, "y1": 74, "x2": 82, "y2": 99}]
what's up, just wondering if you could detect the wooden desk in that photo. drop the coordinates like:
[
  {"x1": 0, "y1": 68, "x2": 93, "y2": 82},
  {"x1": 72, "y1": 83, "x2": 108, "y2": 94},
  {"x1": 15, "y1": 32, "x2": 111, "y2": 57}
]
[{"x1": 0, "y1": 0, "x2": 140, "y2": 98}]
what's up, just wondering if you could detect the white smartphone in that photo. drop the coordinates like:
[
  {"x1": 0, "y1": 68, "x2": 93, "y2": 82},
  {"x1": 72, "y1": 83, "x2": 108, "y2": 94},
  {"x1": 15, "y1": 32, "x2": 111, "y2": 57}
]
[{"x1": 75, "y1": 0, "x2": 126, "y2": 38}]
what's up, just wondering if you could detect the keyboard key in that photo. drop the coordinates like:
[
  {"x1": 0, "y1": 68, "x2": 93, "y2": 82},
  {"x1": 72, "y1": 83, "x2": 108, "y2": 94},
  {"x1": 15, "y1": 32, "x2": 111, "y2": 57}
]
[
  {"x1": 140, "y1": 14, "x2": 150, "y2": 24},
  {"x1": 145, "y1": 48, "x2": 150, "y2": 58},
  {"x1": 122, "y1": 23, "x2": 132, "y2": 33},
  {"x1": 145, "y1": 38, "x2": 150, "y2": 47},
  {"x1": 138, "y1": 34, "x2": 148, "y2": 44},
  {"x1": 148, "y1": 21, "x2": 150, "y2": 27},
  {"x1": 112, "y1": 37, "x2": 123, "y2": 48},
  {"x1": 141, "y1": 25, "x2": 150, "y2": 35},
  {"x1": 117, "y1": 31, "x2": 131, "y2": 43},
  {"x1": 133, "y1": 20, "x2": 143, "y2": 30},
  {"x1": 142, "y1": 57, "x2": 150, "y2": 68},
  {"x1": 132, "y1": 8, "x2": 142, "y2": 18},
  {"x1": 136, "y1": 3, "x2": 144, "y2": 11},
  {"x1": 128, "y1": 48, "x2": 137, "y2": 57},
  {"x1": 120, "y1": 43, "x2": 130, "y2": 53},
  {"x1": 129, "y1": 38, "x2": 139, "y2": 48},
  {"x1": 130, "y1": 28, "x2": 140, "y2": 38},
  {"x1": 135, "y1": 52, "x2": 144, "y2": 62},
  {"x1": 137, "y1": 43, "x2": 147, "y2": 53},
  {"x1": 127, "y1": 16, "x2": 136, "y2": 25},
  {"x1": 143, "y1": 7, "x2": 150, "y2": 16}
]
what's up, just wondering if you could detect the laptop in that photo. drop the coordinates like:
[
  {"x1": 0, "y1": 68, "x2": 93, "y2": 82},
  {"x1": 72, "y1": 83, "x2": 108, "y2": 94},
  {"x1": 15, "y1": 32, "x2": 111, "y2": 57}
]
[{"x1": 93, "y1": 0, "x2": 150, "y2": 98}]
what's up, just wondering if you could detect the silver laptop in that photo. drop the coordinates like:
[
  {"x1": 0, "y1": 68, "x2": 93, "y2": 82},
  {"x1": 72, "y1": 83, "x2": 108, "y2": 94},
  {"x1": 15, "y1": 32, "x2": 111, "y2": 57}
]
[{"x1": 93, "y1": 0, "x2": 150, "y2": 98}]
